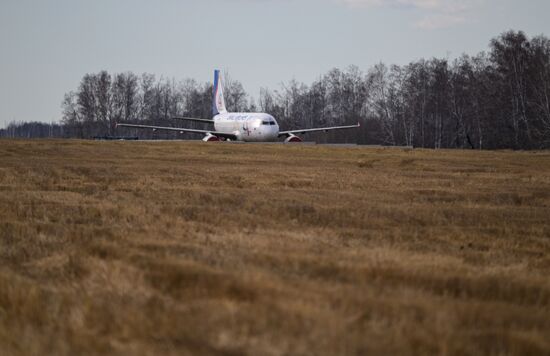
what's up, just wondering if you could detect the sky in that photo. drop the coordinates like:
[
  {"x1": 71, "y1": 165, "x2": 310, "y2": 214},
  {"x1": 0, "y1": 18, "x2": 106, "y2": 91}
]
[{"x1": 1, "y1": 0, "x2": 550, "y2": 126}]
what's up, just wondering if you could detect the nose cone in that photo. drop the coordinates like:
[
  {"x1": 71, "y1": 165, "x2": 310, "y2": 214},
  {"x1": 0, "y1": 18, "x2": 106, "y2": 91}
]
[
  {"x1": 270, "y1": 124, "x2": 279, "y2": 141},
  {"x1": 263, "y1": 115, "x2": 279, "y2": 141}
]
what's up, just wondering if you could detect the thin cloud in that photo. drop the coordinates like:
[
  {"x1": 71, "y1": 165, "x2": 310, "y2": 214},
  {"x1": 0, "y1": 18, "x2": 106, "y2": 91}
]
[
  {"x1": 338, "y1": 0, "x2": 483, "y2": 29},
  {"x1": 414, "y1": 13, "x2": 466, "y2": 29},
  {"x1": 341, "y1": 0, "x2": 441, "y2": 9}
]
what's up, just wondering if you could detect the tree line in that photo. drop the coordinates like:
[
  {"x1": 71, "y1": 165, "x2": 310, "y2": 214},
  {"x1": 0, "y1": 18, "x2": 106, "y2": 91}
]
[{"x1": 2, "y1": 30, "x2": 549, "y2": 149}]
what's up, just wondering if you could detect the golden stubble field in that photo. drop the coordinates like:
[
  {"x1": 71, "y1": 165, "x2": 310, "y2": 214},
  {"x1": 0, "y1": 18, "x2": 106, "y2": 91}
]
[{"x1": 0, "y1": 139, "x2": 549, "y2": 355}]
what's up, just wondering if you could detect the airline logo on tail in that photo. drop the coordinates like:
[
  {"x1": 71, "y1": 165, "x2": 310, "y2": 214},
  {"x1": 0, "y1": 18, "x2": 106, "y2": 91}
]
[{"x1": 213, "y1": 69, "x2": 227, "y2": 115}]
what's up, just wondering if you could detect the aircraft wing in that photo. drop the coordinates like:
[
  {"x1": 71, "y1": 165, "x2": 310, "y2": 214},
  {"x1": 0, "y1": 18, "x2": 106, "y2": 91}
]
[
  {"x1": 278, "y1": 122, "x2": 360, "y2": 137},
  {"x1": 116, "y1": 123, "x2": 237, "y2": 140},
  {"x1": 172, "y1": 116, "x2": 215, "y2": 124}
]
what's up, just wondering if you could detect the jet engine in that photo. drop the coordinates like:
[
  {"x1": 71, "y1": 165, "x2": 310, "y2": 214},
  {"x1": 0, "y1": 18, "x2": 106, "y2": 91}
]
[
  {"x1": 202, "y1": 133, "x2": 220, "y2": 142},
  {"x1": 284, "y1": 134, "x2": 302, "y2": 143}
]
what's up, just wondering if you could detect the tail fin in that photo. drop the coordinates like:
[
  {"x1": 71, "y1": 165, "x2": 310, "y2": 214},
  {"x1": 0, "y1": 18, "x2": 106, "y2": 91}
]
[{"x1": 212, "y1": 69, "x2": 227, "y2": 116}]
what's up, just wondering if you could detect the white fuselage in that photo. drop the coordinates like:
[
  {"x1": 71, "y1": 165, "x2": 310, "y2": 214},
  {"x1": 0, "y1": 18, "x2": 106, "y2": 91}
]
[{"x1": 214, "y1": 113, "x2": 279, "y2": 142}]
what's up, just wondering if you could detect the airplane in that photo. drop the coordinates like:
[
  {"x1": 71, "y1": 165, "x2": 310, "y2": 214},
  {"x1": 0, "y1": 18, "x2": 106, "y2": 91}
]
[{"x1": 117, "y1": 70, "x2": 360, "y2": 142}]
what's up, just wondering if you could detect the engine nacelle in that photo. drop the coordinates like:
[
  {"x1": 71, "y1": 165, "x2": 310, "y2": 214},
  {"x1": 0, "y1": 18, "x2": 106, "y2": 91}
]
[
  {"x1": 202, "y1": 133, "x2": 221, "y2": 142},
  {"x1": 284, "y1": 134, "x2": 302, "y2": 143}
]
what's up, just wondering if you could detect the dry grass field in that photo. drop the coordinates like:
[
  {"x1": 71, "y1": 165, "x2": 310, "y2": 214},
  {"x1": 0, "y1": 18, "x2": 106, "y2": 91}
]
[{"x1": 1, "y1": 140, "x2": 550, "y2": 356}]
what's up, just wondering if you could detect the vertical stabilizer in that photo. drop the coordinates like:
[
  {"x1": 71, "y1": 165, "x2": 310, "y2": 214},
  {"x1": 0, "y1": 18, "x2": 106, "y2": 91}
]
[{"x1": 213, "y1": 70, "x2": 227, "y2": 116}]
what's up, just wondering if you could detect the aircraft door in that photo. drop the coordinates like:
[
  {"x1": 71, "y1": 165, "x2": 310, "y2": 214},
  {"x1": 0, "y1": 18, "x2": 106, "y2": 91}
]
[{"x1": 242, "y1": 121, "x2": 251, "y2": 137}]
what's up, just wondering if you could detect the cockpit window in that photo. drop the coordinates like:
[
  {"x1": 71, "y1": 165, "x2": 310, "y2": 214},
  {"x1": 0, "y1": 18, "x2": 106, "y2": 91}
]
[
  {"x1": 262, "y1": 121, "x2": 271, "y2": 125},
  {"x1": 270, "y1": 121, "x2": 276, "y2": 125}
]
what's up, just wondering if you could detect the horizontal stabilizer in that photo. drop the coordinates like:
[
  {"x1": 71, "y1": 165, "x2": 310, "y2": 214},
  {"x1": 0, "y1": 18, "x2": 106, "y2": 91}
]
[
  {"x1": 116, "y1": 123, "x2": 237, "y2": 140},
  {"x1": 278, "y1": 122, "x2": 360, "y2": 138},
  {"x1": 172, "y1": 117, "x2": 214, "y2": 124}
]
